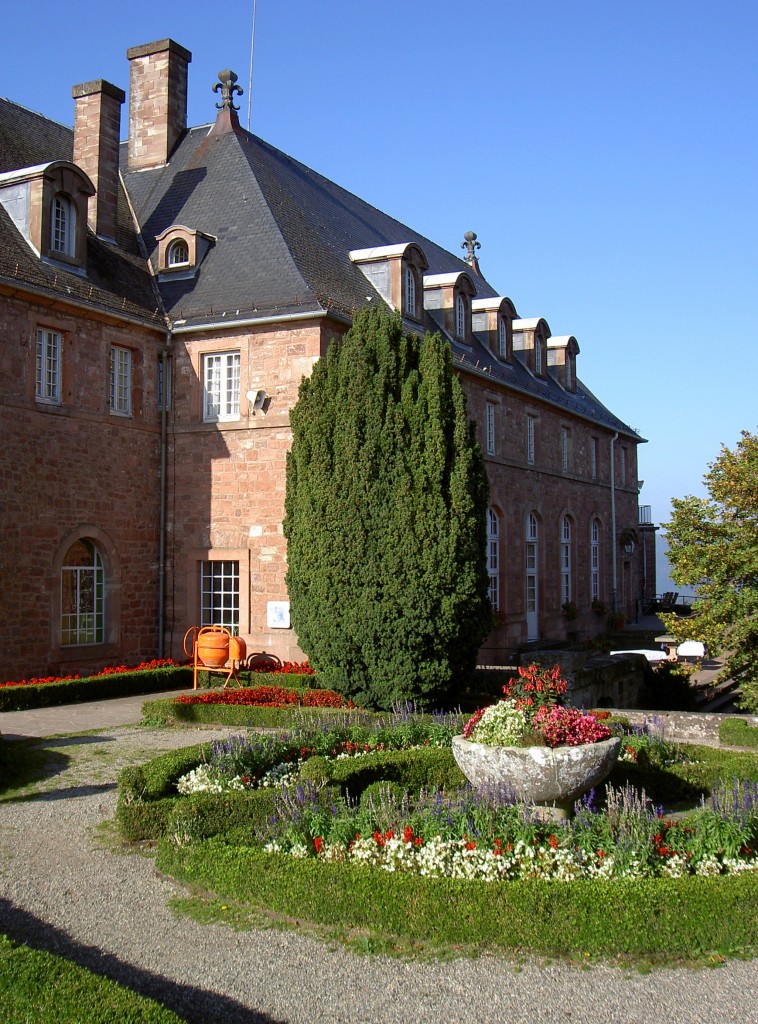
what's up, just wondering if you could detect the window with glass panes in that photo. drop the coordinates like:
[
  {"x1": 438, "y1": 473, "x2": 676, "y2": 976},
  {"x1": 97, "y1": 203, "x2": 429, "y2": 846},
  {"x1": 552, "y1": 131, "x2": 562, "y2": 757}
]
[
  {"x1": 110, "y1": 346, "x2": 132, "y2": 415},
  {"x1": 487, "y1": 508, "x2": 500, "y2": 611},
  {"x1": 36, "y1": 328, "x2": 61, "y2": 403},
  {"x1": 203, "y1": 351, "x2": 240, "y2": 422},
  {"x1": 486, "y1": 402, "x2": 496, "y2": 454},
  {"x1": 61, "y1": 540, "x2": 104, "y2": 645},
  {"x1": 200, "y1": 560, "x2": 239, "y2": 631},
  {"x1": 591, "y1": 519, "x2": 601, "y2": 601},
  {"x1": 561, "y1": 516, "x2": 572, "y2": 604}
]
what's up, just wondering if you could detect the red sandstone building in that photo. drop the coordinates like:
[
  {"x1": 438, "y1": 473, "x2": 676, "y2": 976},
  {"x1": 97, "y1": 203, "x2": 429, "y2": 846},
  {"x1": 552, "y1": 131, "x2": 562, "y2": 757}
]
[{"x1": 0, "y1": 39, "x2": 655, "y2": 684}]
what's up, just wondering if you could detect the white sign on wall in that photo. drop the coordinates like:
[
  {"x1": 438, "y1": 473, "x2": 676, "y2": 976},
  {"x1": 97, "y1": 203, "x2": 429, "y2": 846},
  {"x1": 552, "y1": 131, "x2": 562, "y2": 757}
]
[{"x1": 267, "y1": 601, "x2": 291, "y2": 629}]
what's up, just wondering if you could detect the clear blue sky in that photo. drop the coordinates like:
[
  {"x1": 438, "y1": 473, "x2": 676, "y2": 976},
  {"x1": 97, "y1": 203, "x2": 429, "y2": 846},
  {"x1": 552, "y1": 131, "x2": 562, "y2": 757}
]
[{"x1": 2, "y1": 1, "x2": 757, "y2": 570}]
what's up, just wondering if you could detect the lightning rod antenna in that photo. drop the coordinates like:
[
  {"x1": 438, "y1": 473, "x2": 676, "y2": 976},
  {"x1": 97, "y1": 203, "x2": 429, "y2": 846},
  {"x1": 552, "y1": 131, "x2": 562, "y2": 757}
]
[{"x1": 247, "y1": 0, "x2": 257, "y2": 130}]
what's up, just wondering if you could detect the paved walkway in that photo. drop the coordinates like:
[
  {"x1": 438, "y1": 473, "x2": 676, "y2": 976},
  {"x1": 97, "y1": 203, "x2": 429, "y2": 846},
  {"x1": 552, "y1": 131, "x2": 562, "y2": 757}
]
[{"x1": 0, "y1": 687, "x2": 194, "y2": 740}]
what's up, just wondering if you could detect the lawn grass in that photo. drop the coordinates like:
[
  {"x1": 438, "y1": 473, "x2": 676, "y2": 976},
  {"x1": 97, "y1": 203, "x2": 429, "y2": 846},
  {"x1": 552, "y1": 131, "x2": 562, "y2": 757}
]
[{"x1": 0, "y1": 934, "x2": 186, "y2": 1023}]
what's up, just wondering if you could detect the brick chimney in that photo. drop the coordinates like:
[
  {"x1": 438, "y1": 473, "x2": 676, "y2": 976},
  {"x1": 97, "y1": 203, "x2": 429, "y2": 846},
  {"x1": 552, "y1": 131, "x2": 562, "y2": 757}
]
[
  {"x1": 71, "y1": 80, "x2": 125, "y2": 240},
  {"x1": 126, "y1": 39, "x2": 192, "y2": 171}
]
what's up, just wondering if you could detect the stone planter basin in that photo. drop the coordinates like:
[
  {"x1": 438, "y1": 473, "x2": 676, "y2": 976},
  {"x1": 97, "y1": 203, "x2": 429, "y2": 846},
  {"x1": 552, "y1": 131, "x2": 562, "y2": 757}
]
[{"x1": 452, "y1": 734, "x2": 621, "y2": 820}]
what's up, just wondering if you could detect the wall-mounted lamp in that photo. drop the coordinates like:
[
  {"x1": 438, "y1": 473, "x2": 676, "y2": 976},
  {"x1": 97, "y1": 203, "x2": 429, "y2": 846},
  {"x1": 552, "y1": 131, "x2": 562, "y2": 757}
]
[{"x1": 246, "y1": 389, "x2": 270, "y2": 415}]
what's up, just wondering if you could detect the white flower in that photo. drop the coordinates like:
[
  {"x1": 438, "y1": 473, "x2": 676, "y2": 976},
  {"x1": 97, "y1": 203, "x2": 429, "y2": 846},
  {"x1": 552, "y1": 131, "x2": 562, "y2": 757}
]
[{"x1": 470, "y1": 700, "x2": 527, "y2": 746}]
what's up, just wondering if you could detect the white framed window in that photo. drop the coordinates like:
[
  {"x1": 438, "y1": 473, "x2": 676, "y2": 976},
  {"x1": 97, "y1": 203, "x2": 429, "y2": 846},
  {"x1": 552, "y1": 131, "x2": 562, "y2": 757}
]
[
  {"x1": 167, "y1": 238, "x2": 190, "y2": 266},
  {"x1": 61, "y1": 540, "x2": 104, "y2": 646},
  {"x1": 455, "y1": 293, "x2": 466, "y2": 338},
  {"x1": 591, "y1": 519, "x2": 601, "y2": 602},
  {"x1": 498, "y1": 317, "x2": 507, "y2": 359},
  {"x1": 203, "y1": 351, "x2": 240, "y2": 422},
  {"x1": 35, "y1": 328, "x2": 61, "y2": 404},
  {"x1": 404, "y1": 266, "x2": 416, "y2": 317},
  {"x1": 591, "y1": 437, "x2": 598, "y2": 480},
  {"x1": 485, "y1": 402, "x2": 496, "y2": 455},
  {"x1": 561, "y1": 516, "x2": 572, "y2": 605},
  {"x1": 534, "y1": 339, "x2": 542, "y2": 375},
  {"x1": 487, "y1": 508, "x2": 500, "y2": 612},
  {"x1": 50, "y1": 193, "x2": 75, "y2": 256},
  {"x1": 527, "y1": 415, "x2": 535, "y2": 465},
  {"x1": 561, "y1": 427, "x2": 570, "y2": 472},
  {"x1": 109, "y1": 346, "x2": 132, "y2": 415},
  {"x1": 200, "y1": 560, "x2": 239, "y2": 631}
]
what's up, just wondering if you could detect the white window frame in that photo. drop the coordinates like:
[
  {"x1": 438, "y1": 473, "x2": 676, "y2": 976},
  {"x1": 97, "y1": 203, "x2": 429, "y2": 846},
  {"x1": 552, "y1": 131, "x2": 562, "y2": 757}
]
[
  {"x1": 498, "y1": 317, "x2": 507, "y2": 359},
  {"x1": 167, "y1": 238, "x2": 190, "y2": 267},
  {"x1": 203, "y1": 351, "x2": 241, "y2": 423},
  {"x1": 487, "y1": 508, "x2": 500, "y2": 612},
  {"x1": 455, "y1": 293, "x2": 466, "y2": 338},
  {"x1": 200, "y1": 559, "x2": 240, "y2": 632},
  {"x1": 591, "y1": 519, "x2": 601, "y2": 602},
  {"x1": 534, "y1": 339, "x2": 542, "y2": 375},
  {"x1": 527, "y1": 415, "x2": 535, "y2": 465},
  {"x1": 404, "y1": 266, "x2": 416, "y2": 317},
  {"x1": 51, "y1": 193, "x2": 75, "y2": 256},
  {"x1": 109, "y1": 346, "x2": 132, "y2": 416},
  {"x1": 561, "y1": 516, "x2": 572, "y2": 605},
  {"x1": 35, "y1": 328, "x2": 61, "y2": 404},
  {"x1": 61, "y1": 540, "x2": 104, "y2": 646},
  {"x1": 485, "y1": 401, "x2": 496, "y2": 455}
]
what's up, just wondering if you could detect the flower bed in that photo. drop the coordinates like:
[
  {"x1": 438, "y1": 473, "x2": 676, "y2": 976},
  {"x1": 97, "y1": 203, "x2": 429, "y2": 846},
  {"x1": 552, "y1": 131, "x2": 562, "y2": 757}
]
[
  {"x1": 175, "y1": 685, "x2": 352, "y2": 709},
  {"x1": 0, "y1": 659, "x2": 178, "y2": 689}
]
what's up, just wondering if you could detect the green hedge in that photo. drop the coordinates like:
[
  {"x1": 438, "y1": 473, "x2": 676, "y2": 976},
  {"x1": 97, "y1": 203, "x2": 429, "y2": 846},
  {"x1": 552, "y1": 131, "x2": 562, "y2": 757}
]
[
  {"x1": 157, "y1": 838, "x2": 758, "y2": 957},
  {"x1": 192, "y1": 670, "x2": 314, "y2": 691},
  {"x1": 0, "y1": 666, "x2": 193, "y2": 712},
  {"x1": 141, "y1": 698, "x2": 377, "y2": 728},
  {"x1": 300, "y1": 746, "x2": 466, "y2": 799},
  {"x1": 719, "y1": 718, "x2": 758, "y2": 749}
]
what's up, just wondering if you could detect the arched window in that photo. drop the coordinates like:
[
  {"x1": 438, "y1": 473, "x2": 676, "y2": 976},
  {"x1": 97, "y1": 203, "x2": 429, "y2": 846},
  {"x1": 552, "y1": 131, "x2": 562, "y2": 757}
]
[
  {"x1": 487, "y1": 508, "x2": 500, "y2": 612},
  {"x1": 61, "y1": 539, "x2": 104, "y2": 645},
  {"x1": 561, "y1": 516, "x2": 572, "y2": 605},
  {"x1": 534, "y1": 338, "x2": 543, "y2": 375},
  {"x1": 404, "y1": 265, "x2": 417, "y2": 317},
  {"x1": 591, "y1": 519, "x2": 602, "y2": 602},
  {"x1": 167, "y1": 238, "x2": 190, "y2": 266},
  {"x1": 51, "y1": 193, "x2": 75, "y2": 256},
  {"x1": 455, "y1": 293, "x2": 466, "y2": 338}
]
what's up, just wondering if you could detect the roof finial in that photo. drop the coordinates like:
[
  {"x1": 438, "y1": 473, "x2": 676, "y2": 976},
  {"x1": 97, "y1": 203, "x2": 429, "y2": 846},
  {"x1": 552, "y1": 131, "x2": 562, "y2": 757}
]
[
  {"x1": 461, "y1": 230, "x2": 481, "y2": 275},
  {"x1": 214, "y1": 69, "x2": 243, "y2": 111}
]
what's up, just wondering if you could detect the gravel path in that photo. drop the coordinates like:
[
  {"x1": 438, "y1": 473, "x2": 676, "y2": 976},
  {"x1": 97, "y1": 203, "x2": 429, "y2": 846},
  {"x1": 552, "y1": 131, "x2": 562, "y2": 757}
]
[{"x1": 1, "y1": 725, "x2": 756, "y2": 1024}]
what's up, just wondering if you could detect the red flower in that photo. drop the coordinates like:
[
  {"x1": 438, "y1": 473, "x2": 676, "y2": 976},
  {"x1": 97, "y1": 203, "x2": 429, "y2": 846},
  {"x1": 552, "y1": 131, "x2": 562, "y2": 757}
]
[
  {"x1": 314, "y1": 837, "x2": 324, "y2": 855},
  {"x1": 403, "y1": 826, "x2": 414, "y2": 844}
]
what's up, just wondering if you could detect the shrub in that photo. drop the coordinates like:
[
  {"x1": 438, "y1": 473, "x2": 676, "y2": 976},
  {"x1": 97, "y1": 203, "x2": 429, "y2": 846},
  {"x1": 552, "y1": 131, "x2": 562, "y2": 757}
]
[{"x1": 0, "y1": 665, "x2": 192, "y2": 712}]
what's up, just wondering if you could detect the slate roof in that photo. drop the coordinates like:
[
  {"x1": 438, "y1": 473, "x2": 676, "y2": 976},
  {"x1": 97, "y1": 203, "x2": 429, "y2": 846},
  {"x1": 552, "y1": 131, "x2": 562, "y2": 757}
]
[
  {"x1": 0, "y1": 99, "x2": 164, "y2": 328},
  {"x1": 0, "y1": 94, "x2": 640, "y2": 440}
]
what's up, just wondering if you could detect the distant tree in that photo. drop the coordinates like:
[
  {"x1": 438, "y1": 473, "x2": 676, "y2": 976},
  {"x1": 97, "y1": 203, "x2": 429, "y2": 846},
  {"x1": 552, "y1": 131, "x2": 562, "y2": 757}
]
[
  {"x1": 283, "y1": 306, "x2": 491, "y2": 709},
  {"x1": 662, "y1": 429, "x2": 758, "y2": 711}
]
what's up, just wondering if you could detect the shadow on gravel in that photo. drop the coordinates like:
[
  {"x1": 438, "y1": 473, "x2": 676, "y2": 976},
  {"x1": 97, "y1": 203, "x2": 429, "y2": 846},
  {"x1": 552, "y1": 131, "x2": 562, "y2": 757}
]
[
  {"x1": 0, "y1": 898, "x2": 287, "y2": 1024},
  {"x1": 38, "y1": 734, "x2": 118, "y2": 748},
  {"x1": 34, "y1": 782, "x2": 117, "y2": 800}
]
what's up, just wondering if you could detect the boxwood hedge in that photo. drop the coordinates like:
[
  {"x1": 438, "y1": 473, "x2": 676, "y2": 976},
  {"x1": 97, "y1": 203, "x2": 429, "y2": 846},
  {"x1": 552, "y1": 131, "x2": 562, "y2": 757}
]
[{"x1": 0, "y1": 666, "x2": 193, "y2": 712}]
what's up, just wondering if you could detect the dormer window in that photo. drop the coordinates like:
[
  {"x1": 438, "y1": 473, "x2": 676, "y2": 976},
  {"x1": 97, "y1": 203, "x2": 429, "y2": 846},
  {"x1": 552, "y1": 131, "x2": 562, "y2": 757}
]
[
  {"x1": 455, "y1": 294, "x2": 466, "y2": 338},
  {"x1": 51, "y1": 194, "x2": 76, "y2": 256},
  {"x1": 472, "y1": 297, "x2": 515, "y2": 361},
  {"x1": 534, "y1": 338, "x2": 543, "y2": 375},
  {"x1": 547, "y1": 335, "x2": 579, "y2": 391},
  {"x1": 156, "y1": 225, "x2": 215, "y2": 278},
  {"x1": 498, "y1": 317, "x2": 507, "y2": 359},
  {"x1": 168, "y1": 238, "x2": 190, "y2": 267},
  {"x1": 349, "y1": 242, "x2": 428, "y2": 322},
  {"x1": 404, "y1": 265, "x2": 417, "y2": 317},
  {"x1": 512, "y1": 317, "x2": 551, "y2": 376}
]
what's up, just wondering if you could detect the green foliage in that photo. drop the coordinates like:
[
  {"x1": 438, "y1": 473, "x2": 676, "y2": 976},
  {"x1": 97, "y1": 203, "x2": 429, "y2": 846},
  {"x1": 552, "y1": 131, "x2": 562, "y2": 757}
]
[
  {"x1": 301, "y1": 746, "x2": 466, "y2": 801},
  {"x1": 117, "y1": 744, "x2": 209, "y2": 803},
  {"x1": 157, "y1": 839, "x2": 758, "y2": 957},
  {"x1": 284, "y1": 306, "x2": 491, "y2": 709},
  {"x1": 140, "y1": 699, "x2": 369, "y2": 728},
  {"x1": 0, "y1": 933, "x2": 185, "y2": 1023},
  {"x1": 662, "y1": 429, "x2": 758, "y2": 691},
  {"x1": 0, "y1": 666, "x2": 192, "y2": 712},
  {"x1": 719, "y1": 718, "x2": 758, "y2": 750},
  {"x1": 739, "y1": 681, "x2": 758, "y2": 715}
]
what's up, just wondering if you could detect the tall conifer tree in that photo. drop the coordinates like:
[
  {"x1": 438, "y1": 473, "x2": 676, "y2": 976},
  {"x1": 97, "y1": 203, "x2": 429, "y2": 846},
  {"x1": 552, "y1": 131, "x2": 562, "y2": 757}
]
[{"x1": 284, "y1": 306, "x2": 490, "y2": 708}]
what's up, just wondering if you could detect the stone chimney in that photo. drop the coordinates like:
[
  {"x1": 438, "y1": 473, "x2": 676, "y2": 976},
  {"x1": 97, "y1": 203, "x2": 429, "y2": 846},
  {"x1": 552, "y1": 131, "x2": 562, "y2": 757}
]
[
  {"x1": 72, "y1": 80, "x2": 125, "y2": 240},
  {"x1": 126, "y1": 39, "x2": 192, "y2": 171}
]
